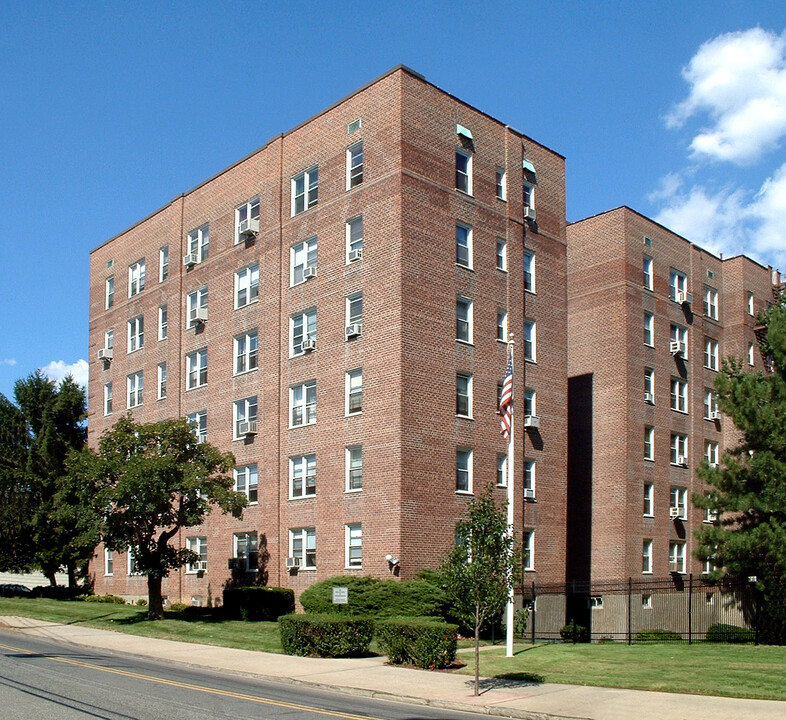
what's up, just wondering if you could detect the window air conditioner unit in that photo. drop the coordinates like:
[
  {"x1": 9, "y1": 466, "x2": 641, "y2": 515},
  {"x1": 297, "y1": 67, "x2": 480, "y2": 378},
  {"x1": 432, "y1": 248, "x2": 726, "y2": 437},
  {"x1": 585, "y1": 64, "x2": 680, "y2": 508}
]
[
  {"x1": 301, "y1": 337, "x2": 316, "y2": 352},
  {"x1": 238, "y1": 217, "x2": 260, "y2": 239},
  {"x1": 669, "y1": 506, "x2": 681, "y2": 520},
  {"x1": 345, "y1": 323, "x2": 363, "y2": 339},
  {"x1": 191, "y1": 307, "x2": 208, "y2": 324},
  {"x1": 197, "y1": 561, "x2": 207, "y2": 571},
  {"x1": 303, "y1": 266, "x2": 317, "y2": 279},
  {"x1": 523, "y1": 206, "x2": 537, "y2": 221},
  {"x1": 523, "y1": 415, "x2": 540, "y2": 429},
  {"x1": 669, "y1": 562, "x2": 681, "y2": 572},
  {"x1": 676, "y1": 455, "x2": 687, "y2": 467},
  {"x1": 348, "y1": 248, "x2": 363, "y2": 263},
  {"x1": 675, "y1": 291, "x2": 693, "y2": 306},
  {"x1": 97, "y1": 348, "x2": 113, "y2": 361},
  {"x1": 709, "y1": 410, "x2": 721, "y2": 421},
  {"x1": 285, "y1": 556, "x2": 301, "y2": 569},
  {"x1": 524, "y1": 488, "x2": 536, "y2": 500},
  {"x1": 644, "y1": 392, "x2": 654, "y2": 404},
  {"x1": 227, "y1": 558, "x2": 241, "y2": 570},
  {"x1": 238, "y1": 420, "x2": 258, "y2": 437},
  {"x1": 183, "y1": 253, "x2": 199, "y2": 268},
  {"x1": 670, "y1": 341, "x2": 685, "y2": 356}
]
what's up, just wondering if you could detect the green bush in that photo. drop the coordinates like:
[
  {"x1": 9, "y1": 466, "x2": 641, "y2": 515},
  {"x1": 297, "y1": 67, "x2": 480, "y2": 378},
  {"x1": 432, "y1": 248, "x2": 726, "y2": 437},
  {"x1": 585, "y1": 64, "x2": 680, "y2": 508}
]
[
  {"x1": 168, "y1": 602, "x2": 191, "y2": 612},
  {"x1": 84, "y1": 594, "x2": 126, "y2": 604},
  {"x1": 299, "y1": 575, "x2": 447, "y2": 618},
  {"x1": 223, "y1": 586, "x2": 295, "y2": 621},
  {"x1": 635, "y1": 628, "x2": 682, "y2": 642},
  {"x1": 376, "y1": 617, "x2": 458, "y2": 669},
  {"x1": 513, "y1": 607, "x2": 530, "y2": 638},
  {"x1": 136, "y1": 598, "x2": 147, "y2": 606},
  {"x1": 279, "y1": 614, "x2": 374, "y2": 657},
  {"x1": 30, "y1": 585, "x2": 86, "y2": 600},
  {"x1": 705, "y1": 623, "x2": 755, "y2": 643},
  {"x1": 560, "y1": 620, "x2": 589, "y2": 643}
]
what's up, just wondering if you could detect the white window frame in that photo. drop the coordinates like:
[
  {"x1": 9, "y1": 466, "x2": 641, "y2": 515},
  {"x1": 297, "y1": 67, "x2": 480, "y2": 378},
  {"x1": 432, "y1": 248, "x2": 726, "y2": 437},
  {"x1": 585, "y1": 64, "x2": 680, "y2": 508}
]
[
  {"x1": 159, "y1": 246, "x2": 169, "y2": 282},
  {"x1": 290, "y1": 381, "x2": 316, "y2": 427},
  {"x1": 187, "y1": 223, "x2": 209, "y2": 263},
  {"x1": 233, "y1": 396, "x2": 258, "y2": 440},
  {"x1": 290, "y1": 309, "x2": 317, "y2": 356},
  {"x1": 345, "y1": 369, "x2": 362, "y2": 416},
  {"x1": 345, "y1": 523, "x2": 362, "y2": 568},
  {"x1": 524, "y1": 249, "x2": 535, "y2": 291},
  {"x1": 669, "y1": 269, "x2": 687, "y2": 302},
  {"x1": 291, "y1": 166, "x2": 318, "y2": 215},
  {"x1": 644, "y1": 367, "x2": 655, "y2": 402},
  {"x1": 670, "y1": 324, "x2": 688, "y2": 355},
  {"x1": 234, "y1": 330, "x2": 259, "y2": 375},
  {"x1": 346, "y1": 291, "x2": 363, "y2": 328},
  {"x1": 456, "y1": 448, "x2": 473, "y2": 494},
  {"x1": 346, "y1": 446, "x2": 362, "y2": 492},
  {"x1": 234, "y1": 263, "x2": 259, "y2": 309},
  {"x1": 127, "y1": 371, "x2": 143, "y2": 409},
  {"x1": 127, "y1": 547, "x2": 142, "y2": 576},
  {"x1": 455, "y1": 148, "x2": 472, "y2": 195},
  {"x1": 748, "y1": 342, "x2": 755, "y2": 366},
  {"x1": 643, "y1": 483, "x2": 654, "y2": 516},
  {"x1": 496, "y1": 309, "x2": 508, "y2": 342},
  {"x1": 496, "y1": 238, "x2": 508, "y2": 272},
  {"x1": 290, "y1": 236, "x2": 318, "y2": 286},
  {"x1": 128, "y1": 260, "x2": 146, "y2": 297},
  {"x1": 234, "y1": 532, "x2": 258, "y2": 571},
  {"x1": 127, "y1": 315, "x2": 144, "y2": 353},
  {"x1": 158, "y1": 305, "x2": 168, "y2": 341},
  {"x1": 346, "y1": 215, "x2": 363, "y2": 262},
  {"x1": 186, "y1": 348, "x2": 208, "y2": 390},
  {"x1": 105, "y1": 276, "x2": 114, "y2": 309},
  {"x1": 747, "y1": 291, "x2": 754, "y2": 316},
  {"x1": 524, "y1": 387, "x2": 536, "y2": 417},
  {"x1": 670, "y1": 433, "x2": 688, "y2": 466},
  {"x1": 103, "y1": 382, "x2": 113, "y2": 416},
  {"x1": 704, "y1": 286, "x2": 718, "y2": 320},
  {"x1": 289, "y1": 454, "x2": 316, "y2": 499},
  {"x1": 643, "y1": 255, "x2": 653, "y2": 291},
  {"x1": 289, "y1": 527, "x2": 316, "y2": 569},
  {"x1": 523, "y1": 182, "x2": 535, "y2": 211},
  {"x1": 104, "y1": 329, "x2": 114, "y2": 351},
  {"x1": 186, "y1": 286, "x2": 208, "y2": 329},
  {"x1": 524, "y1": 319, "x2": 536, "y2": 362},
  {"x1": 644, "y1": 426, "x2": 654, "y2": 461},
  {"x1": 497, "y1": 453, "x2": 507, "y2": 487},
  {"x1": 185, "y1": 536, "x2": 207, "y2": 574},
  {"x1": 235, "y1": 196, "x2": 260, "y2": 244},
  {"x1": 642, "y1": 540, "x2": 653, "y2": 574},
  {"x1": 644, "y1": 312, "x2": 654, "y2": 347},
  {"x1": 523, "y1": 529, "x2": 534, "y2": 571},
  {"x1": 157, "y1": 362, "x2": 167, "y2": 400},
  {"x1": 496, "y1": 167, "x2": 507, "y2": 201},
  {"x1": 524, "y1": 459, "x2": 535, "y2": 499},
  {"x1": 234, "y1": 464, "x2": 259, "y2": 504},
  {"x1": 704, "y1": 388, "x2": 718, "y2": 419},
  {"x1": 456, "y1": 372, "x2": 472, "y2": 418},
  {"x1": 346, "y1": 141, "x2": 363, "y2": 190},
  {"x1": 704, "y1": 338, "x2": 719, "y2": 371},
  {"x1": 104, "y1": 547, "x2": 113, "y2": 576},
  {"x1": 456, "y1": 296, "x2": 473, "y2": 344},
  {"x1": 456, "y1": 223, "x2": 473, "y2": 268},
  {"x1": 669, "y1": 541, "x2": 686, "y2": 573},
  {"x1": 705, "y1": 440, "x2": 719, "y2": 467},
  {"x1": 187, "y1": 410, "x2": 207, "y2": 443},
  {"x1": 670, "y1": 487, "x2": 688, "y2": 519},
  {"x1": 670, "y1": 377, "x2": 688, "y2": 414}
]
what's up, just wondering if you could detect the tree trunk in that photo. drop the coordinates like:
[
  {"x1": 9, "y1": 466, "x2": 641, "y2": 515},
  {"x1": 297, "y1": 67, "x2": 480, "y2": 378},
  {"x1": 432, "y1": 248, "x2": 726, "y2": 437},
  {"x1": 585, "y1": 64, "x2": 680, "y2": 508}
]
[
  {"x1": 147, "y1": 575, "x2": 164, "y2": 620},
  {"x1": 474, "y1": 604, "x2": 480, "y2": 696},
  {"x1": 45, "y1": 569, "x2": 57, "y2": 587},
  {"x1": 66, "y1": 560, "x2": 77, "y2": 589}
]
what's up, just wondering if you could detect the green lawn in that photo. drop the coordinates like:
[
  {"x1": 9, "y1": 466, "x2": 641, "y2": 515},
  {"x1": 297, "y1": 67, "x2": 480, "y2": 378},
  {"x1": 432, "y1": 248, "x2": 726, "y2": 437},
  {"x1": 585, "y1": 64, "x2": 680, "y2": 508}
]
[{"x1": 3, "y1": 598, "x2": 785, "y2": 700}]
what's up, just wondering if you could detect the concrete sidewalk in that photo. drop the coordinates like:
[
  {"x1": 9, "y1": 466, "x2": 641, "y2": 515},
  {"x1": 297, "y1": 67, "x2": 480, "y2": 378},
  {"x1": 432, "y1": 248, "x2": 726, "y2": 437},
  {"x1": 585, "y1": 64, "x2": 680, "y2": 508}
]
[{"x1": 1, "y1": 615, "x2": 783, "y2": 720}]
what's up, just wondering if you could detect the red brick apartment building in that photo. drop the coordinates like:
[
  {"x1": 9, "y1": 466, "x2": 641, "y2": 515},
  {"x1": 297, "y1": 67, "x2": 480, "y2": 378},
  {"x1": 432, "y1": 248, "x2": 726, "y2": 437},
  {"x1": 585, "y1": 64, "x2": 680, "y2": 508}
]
[
  {"x1": 88, "y1": 66, "x2": 568, "y2": 607},
  {"x1": 566, "y1": 207, "x2": 781, "y2": 587}
]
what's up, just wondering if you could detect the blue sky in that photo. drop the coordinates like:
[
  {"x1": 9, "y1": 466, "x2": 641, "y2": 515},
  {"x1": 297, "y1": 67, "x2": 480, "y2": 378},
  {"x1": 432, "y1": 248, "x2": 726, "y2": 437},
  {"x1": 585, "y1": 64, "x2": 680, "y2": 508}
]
[{"x1": 1, "y1": 1, "x2": 785, "y2": 402}]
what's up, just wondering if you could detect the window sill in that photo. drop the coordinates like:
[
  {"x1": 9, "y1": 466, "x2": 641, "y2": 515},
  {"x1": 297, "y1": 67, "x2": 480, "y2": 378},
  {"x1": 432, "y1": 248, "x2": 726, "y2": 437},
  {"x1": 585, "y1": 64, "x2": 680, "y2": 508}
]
[
  {"x1": 288, "y1": 422, "x2": 317, "y2": 430},
  {"x1": 641, "y1": 571, "x2": 653, "y2": 576},
  {"x1": 525, "y1": 358, "x2": 537, "y2": 364},
  {"x1": 524, "y1": 496, "x2": 537, "y2": 503},
  {"x1": 235, "y1": 298, "x2": 260, "y2": 311},
  {"x1": 288, "y1": 495, "x2": 317, "y2": 501},
  {"x1": 456, "y1": 339, "x2": 474, "y2": 347},
  {"x1": 345, "y1": 411, "x2": 362, "y2": 418},
  {"x1": 455, "y1": 414, "x2": 474, "y2": 420},
  {"x1": 233, "y1": 368, "x2": 258, "y2": 377},
  {"x1": 345, "y1": 488, "x2": 362, "y2": 494},
  {"x1": 455, "y1": 188, "x2": 474, "y2": 198},
  {"x1": 455, "y1": 490, "x2": 474, "y2": 496},
  {"x1": 455, "y1": 263, "x2": 474, "y2": 272},
  {"x1": 643, "y1": 514, "x2": 654, "y2": 519},
  {"x1": 186, "y1": 385, "x2": 207, "y2": 392},
  {"x1": 497, "y1": 267, "x2": 509, "y2": 273}
]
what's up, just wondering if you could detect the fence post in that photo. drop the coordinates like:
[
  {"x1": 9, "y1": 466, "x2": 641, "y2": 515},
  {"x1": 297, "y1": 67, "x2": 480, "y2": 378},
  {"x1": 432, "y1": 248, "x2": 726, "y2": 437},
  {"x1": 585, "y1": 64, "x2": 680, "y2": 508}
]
[
  {"x1": 754, "y1": 582, "x2": 760, "y2": 646},
  {"x1": 627, "y1": 577, "x2": 632, "y2": 645},
  {"x1": 688, "y1": 573, "x2": 693, "y2": 644},
  {"x1": 531, "y1": 581, "x2": 536, "y2": 645}
]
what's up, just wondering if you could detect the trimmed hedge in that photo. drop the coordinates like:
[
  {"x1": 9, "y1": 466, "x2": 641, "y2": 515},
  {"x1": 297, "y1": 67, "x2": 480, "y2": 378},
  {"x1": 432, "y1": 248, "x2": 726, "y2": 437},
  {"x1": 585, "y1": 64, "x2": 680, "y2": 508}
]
[
  {"x1": 84, "y1": 594, "x2": 126, "y2": 604},
  {"x1": 560, "y1": 620, "x2": 589, "y2": 643},
  {"x1": 376, "y1": 617, "x2": 458, "y2": 669},
  {"x1": 223, "y1": 586, "x2": 295, "y2": 621},
  {"x1": 705, "y1": 623, "x2": 755, "y2": 643},
  {"x1": 635, "y1": 628, "x2": 683, "y2": 642},
  {"x1": 30, "y1": 585, "x2": 86, "y2": 600},
  {"x1": 279, "y1": 614, "x2": 374, "y2": 657},
  {"x1": 299, "y1": 575, "x2": 447, "y2": 618}
]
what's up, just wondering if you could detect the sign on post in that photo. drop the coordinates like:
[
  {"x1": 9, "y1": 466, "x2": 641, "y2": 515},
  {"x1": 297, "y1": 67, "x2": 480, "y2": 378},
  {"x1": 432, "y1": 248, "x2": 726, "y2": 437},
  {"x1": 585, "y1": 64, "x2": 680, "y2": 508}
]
[{"x1": 332, "y1": 586, "x2": 348, "y2": 604}]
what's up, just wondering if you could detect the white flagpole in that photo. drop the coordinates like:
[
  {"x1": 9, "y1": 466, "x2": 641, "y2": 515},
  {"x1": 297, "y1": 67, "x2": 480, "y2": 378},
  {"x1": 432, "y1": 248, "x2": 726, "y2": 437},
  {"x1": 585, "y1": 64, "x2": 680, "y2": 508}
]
[{"x1": 506, "y1": 339, "x2": 515, "y2": 657}]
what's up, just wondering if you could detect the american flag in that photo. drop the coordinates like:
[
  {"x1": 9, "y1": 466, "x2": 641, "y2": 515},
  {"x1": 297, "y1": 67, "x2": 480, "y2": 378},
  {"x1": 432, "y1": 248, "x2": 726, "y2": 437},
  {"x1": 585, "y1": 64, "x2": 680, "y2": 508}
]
[{"x1": 500, "y1": 351, "x2": 513, "y2": 440}]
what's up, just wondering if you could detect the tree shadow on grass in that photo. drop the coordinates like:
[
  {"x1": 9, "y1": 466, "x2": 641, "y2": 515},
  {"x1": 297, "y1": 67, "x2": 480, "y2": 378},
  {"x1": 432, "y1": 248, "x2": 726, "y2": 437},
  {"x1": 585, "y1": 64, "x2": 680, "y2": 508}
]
[
  {"x1": 476, "y1": 672, "x2": 545, "y2": 690},
  {"x1": 111, "y1": 608, "x2": 230, "y2": 626}
]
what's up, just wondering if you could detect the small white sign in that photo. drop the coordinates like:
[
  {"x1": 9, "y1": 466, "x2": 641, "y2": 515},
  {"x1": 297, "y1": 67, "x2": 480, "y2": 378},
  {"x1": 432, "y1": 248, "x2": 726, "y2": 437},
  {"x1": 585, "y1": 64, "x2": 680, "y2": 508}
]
[{"x1": 332, "y1": 586, "x2": 348, "y2": 604}]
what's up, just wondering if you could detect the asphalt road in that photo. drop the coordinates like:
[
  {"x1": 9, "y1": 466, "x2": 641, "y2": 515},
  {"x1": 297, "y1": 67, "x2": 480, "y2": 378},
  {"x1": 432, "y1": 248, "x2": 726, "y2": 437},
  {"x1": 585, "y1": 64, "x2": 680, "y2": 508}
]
[{"x1": 0, "y1": 629, "x2": 480, "y2": 720}]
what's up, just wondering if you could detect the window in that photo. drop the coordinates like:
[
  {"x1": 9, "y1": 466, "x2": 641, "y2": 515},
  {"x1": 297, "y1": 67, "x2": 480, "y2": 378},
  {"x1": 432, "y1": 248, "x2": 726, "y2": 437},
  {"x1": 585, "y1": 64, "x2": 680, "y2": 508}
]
[
  {"x1": 234, "y1": 532, "x2": 258, "y2": 571},
  {"x1": 496, "y1": 310, "x2": 508, "y2": 342},
  {"x1": 670, "y1": 487, "x2": 688, "y2": 519},
  {"x1": 643, "y1": 483, "x2": 654, "y2": 516},
  {"x1": 290, "y1": 528, "x2": 316, "y2": 568},
  {"x1": 127, "y1": 371, "x2": 143, "y2": 408},
  {"x1": 671, "y1": 433, "x2": 688, "y2": 466},
  {"x1": 669, "y1": 268, "x2": 687, "y2": 301},
  {"x1": 159, "y1": 246, "x2": 169, "y2": 282},
  {"x1": 524, "y1": 250, "x2": 534, "y2": 291},
  {"x1": 748, "y1": 342, "x2": 755, "y2": 366},
  {"x1": 643, "y1": 255, "x2": 653, "y2": 291},
  {"x1": 747, "y1": 291, "x2": 754, "y2": 316},
  {"x1": 456, "y1": 373, "x2": 472, "y2": 417},
  {"x1": 346, "y1": 291, "x2": 363, "y2": 330},
  {"x1": 456, "y1": 448, "x2": 472, "y2": 493},
  {"x1": 157, "y1": 362, "x2": 167, "y2": 400},
  {"x1": 524, "y1": 319, "x2": 536, "y2": 361},
  {"x1": 669, "y1": 541, "x2": 686, "y2": 573},
  {"x1": 104, "y1": 329, "x2": 114, "y2": 354},
  {"x1": 292, "y1": 166, "x2": 318, "y2": 215},
  {"x1": 496, "y1": 238, "x2": 508, "y2": 271},
  {"x1": 186, "y1": 348, "x2": 208, "y2": 390},
  {"x1": 234, "y1": 331, "x2": 258, "y2": 374},
  {"x1": 705, "y1": 440, "x2": 719, "y2": 467},
  {"x1": 186, "y1": 286, "x2": 208, "y2": 328},
  {"x1": 127, "y1": 315, "x2": 144, "y2": 353},
  {"x1": 128, "y1": 260, "x2": 146, "y2": 297},
  {"x1": 346, "y1": 524, "x2": 362, "y2": 568},
  {"x1": 103, "y1": 382, "x2": 113, "y2": 416},
  {"x1": 456, "y1": 296, "x2": 473, "y2": 343},
  {"x1": 704, "y1": 338, "x2": 719, "y2": 370},
  {"x1": 104, "y1": 547, "x2": 113, "y2": 576},
  {"x1": 523, "y1": 182, "x2": 535, "y2": 211},
  {"x1": 496, "y1": 167, "x2": 507, "y2": 200},
  {"x1": 187, "y1": 223, "x2": 209, "y2": 263},
  {"x1": 127, "y1": 547, "x2": 141, "y2": 575},
  {"x1": 290, "y1": 309, "x2": 317, "y2": 356},
  {"x1": 234, "y1": 464, "x2": 258, "y2": 504},
  {"x1": 346, "y1": 141, "x2": 363, "y2": 189},
  {"x1": 345, "y1": 370, "x2": 362, "y2": 415},
  {"x1": 523, "y1": 530, "x2": 534, "y2": 570},
  {"x1": 644, "y1": 312, "x2": 654, "y2": 347},
  {"x1": 235, "y1": 196, "x2": 260, "y2": 244},
  {"x1": 291, "y1": 236, "x2": 318, "y2": 285},
  {"x1": 670, "y1": 377, "x2": 688, "y2": 413},
  {"x1": 642, "y1": 594, "x2": 652, "y2": 609},
  {"x1": 523, "y1": 459, "x2": 535, "y2": 499},
  {"x1": 105, "y1": 276, "x2": 114, "y2": 309},
  {"x1": 186, "y1": 536, "x2": 207, "y2": 573},
  {"x1": 524, "y1": 387, "x2": 536, "y2": 417},
  {"x1": 346, "y1": 446, "x2": 362, "y2": 491},
  {"x1": 670, "y1": 324, "x2": 688, "y2": 356},
  {"x1": 346, "y1": 216, "x2": 363, "y2": 262},
  {"x1": 590, "y1": 596, "x2": 603, "y2": 609},
  {"x1": 642, "y1": 540, "x2": 653, "y2": 574},
  {"x1": 456, "y1": 223, "x2": 473, "y2": 268},
  {"x1": 455, "y1": 148, "x2": 472, "y2": 194},
  {"x1": 644, "y1": 426, "x2": 654, "y2": 461},
  {"x1": 644, "y1": 368, "x2": 655, "y2": 403},
  {"x1": 233, "y1": 396, "x2": 257, "y2": 439},
  {"x1": 187, "y1": 410, "x2": 207, "y2": 443},
  {"x1": 235, "y1": 263, "x2": 259, "y2": 308},
  {"x1": 497, "y1": 454, "x2": 507, "y2": 487},
  {"x1": 290, "y1": 381, "x2": 316, "y2": 427},
  {"x1": 643, "y1": 236, "x2": 653, "y2": 248},
  {"x1": 158, "y1": 305, "x2": 168, "y2": 340},
  {"x1": 704, "y1": 286, "x2": 718, "y2": 320},
  {"x1": 704, "y1": 389, "x2": 718, "y2": 419},
  {"x1": 289, "y1": 454, "x2": 317, "y2": 498},
  {"x1": 704, "y1": 497, "x2": 719, "y2": 524}
]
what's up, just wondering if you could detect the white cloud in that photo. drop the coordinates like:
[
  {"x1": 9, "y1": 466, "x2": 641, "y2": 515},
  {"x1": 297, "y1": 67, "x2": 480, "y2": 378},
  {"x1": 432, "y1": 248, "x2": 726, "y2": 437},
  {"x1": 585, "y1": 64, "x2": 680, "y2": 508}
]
[
  {"x1": 666, "y1": 28, "x2": 786, "y2": 164},
  {"x1": 1, "y1": 358, "x2": 17, "y2": 366},
  {"x1": 748, "y1": 161, "x2": 786, "y2": 267},
  {"x1": 41, "y1": 359, "x2": 89, "y2": 389}
]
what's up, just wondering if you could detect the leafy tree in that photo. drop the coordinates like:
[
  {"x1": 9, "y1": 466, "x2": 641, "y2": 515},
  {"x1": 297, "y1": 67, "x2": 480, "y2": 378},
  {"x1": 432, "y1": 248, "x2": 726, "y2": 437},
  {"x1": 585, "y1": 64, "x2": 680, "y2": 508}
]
[
  {"x1": 439, "y1": 484, "x2": 520, "y2": 695},
  {"x1": 68, "y1": 415, "x2": 247, "y2": 619},
  {"x1": 694, "y1": 303, "x2": 786, "y2": 640}
]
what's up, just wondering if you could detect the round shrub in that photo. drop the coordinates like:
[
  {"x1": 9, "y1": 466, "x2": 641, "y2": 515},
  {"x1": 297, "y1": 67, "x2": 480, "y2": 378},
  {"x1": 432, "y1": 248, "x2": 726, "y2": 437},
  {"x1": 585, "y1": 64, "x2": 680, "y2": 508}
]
[
  {"x1": 376, "y1": 617, "x2": 458, "y2": 669},
  {"x1": 705, "y1": 623, "x2": 755, "y2": 643},
  {"x1": 560, "y1": 620, "x2": 589, "y2": 643},
  {"x1": 84, "y1": 594, "x2": 126, "y2": 604},
  {"x1": 279, "y1": 614, "x2": 374, "y2": 657},
  {"x1": 168, "y1": 602, "x2": 190, "y2": 612},
  {"x1": 635, "y1": 628, "x2": 682, "y2": 642}
]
